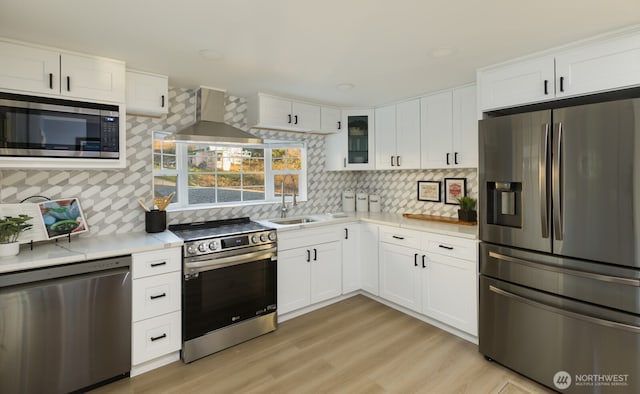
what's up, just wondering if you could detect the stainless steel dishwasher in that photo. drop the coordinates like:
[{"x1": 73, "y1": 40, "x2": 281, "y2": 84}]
[{"x1": 0, "y1": 255, "x2": 132, "y2": 393}]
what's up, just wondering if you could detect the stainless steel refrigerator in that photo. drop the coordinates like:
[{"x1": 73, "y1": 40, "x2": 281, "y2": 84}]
[{"x1": 478, "y1": 98, "x2": 640, "y2": 393}]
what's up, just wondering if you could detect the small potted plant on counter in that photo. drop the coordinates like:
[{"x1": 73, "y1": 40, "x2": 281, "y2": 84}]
[
  {"x1": 0, "y1": 214, "x2": 33, "y2": 257},
  {"x1": 457, "y1": 196, "x2": 477, "y2": 223}
]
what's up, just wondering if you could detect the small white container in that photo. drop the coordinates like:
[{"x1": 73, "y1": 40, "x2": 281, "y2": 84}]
[
  {"x1": 356, "y1": 192, "x2": 369, "y2": 212},
  {"x1": 369, "y1": 194, "x2": 381, "y2": 212},
  {"x1": 342, "y1": 190, "x2": 355, "y2": 212}
]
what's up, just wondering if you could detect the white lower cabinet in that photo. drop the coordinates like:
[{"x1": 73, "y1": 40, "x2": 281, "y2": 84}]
[
  {"x1": 277, "y1": 226, "x2": 343, "y2": 315},
  {"x1": 379, "y1": 242, "x2": 421, "y2": 312},
  {"x1": 131, "y1": 247, "x2": 182, "y2": 372},
  {"x1": 341, "y1": 224, "x2": 361, "y2": 293},
  {"x1": 377, "y1": 225, "x2": 478, "y2": 336},
  {"x1": 421, "y1": 252, "x2": 477, "y2": 336},
  {"x1": 360, "y1": 223, "x2": 380, "y2": 295}
]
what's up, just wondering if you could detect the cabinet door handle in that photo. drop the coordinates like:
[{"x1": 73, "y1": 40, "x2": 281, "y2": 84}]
[
  {"x1": 150, "y1": 261, "x2": 167, "y2": 267},
  {"x1": 150, "y1": 333, "x2": 167, "y2": 342},
  {"x1": 161, "y1": 95, "x2": 165, "y2": 108},
  {"x1": 544, "y1": 80, "x2": 549, "y2": 95},
  {"x1": 446, "y1": 153, "x2": 450, "y2": 165},
  {"x1": 343, "y1": 158, "x2": 347, "y2": 168},
  {"x1": 390, "y1": 156, "x2": 395, "y2": 166},
  {"x1": 559, "y1": 76, "x2": 565, "y2": 92},
  {"x1": 414, "y1": 253, "x2": 418, "y2": 267},
  {"x1": 337, "y1": 121, "x2": 341, "y2": 130},
  {"x1": 49, "y1": 73, "x2": 53, "y2": 89},
  {"x1": 150, "y1": 293, "x2": 167, "y2": 300},
  {"x1": 314, "y1": 248, "x2": 318, "y2": 261},
  {"x1": 454, "y1": 152, "x2": 459, "y2": 165},
  {"x1": 392, "y1": 235, "x2": 405, "y2": 240},
  {"x1": 294, "y1": 115, "x2": 298, "y2": 125},
  {"x1": 288, "y1": 114, "x2": 292, "y2": 124},
  {"x1": 438, "y1": 245, "x2": 454, "y2": 250},
  {"x1": 396, "y1": 156, "x2": 401, "y2": 167},
  {"x1": 422, "y1": 255, "x2": 426, "y2": 268},
  {"x1": 345, "y1": 228, "x2": 349, "y2": 239},
  {"x1": 66, "y1": 76, "x2": 70, "y2": 91},
  {"x1": 306, "y1": 249, "x2": 311, "y2": 262}
]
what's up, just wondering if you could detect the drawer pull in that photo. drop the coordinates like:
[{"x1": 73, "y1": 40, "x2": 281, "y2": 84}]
[
  {"x1": 150, "y1": 293, "x2": 167, "y2": 300},
  {"x1": 150, "y1": 261, "x2": 167, "y2": 267},
  {"x1": 438, "y1": 245, "x2": 454, "y2": 250},
  {"x1": 150, "y1": 333, "x2": 167, "y2": 342},
  {"x1": 392, "y1": 235, "x2": 405, "y2": 240}
]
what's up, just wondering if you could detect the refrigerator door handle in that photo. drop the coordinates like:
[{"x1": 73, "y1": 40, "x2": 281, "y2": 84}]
[
  {"x1": 540, "y1": 124, "x2": 550, "y2": 238},
  {"x1": 488, "y1": 285, "x2": 640, "y2": 334},
  {"x1": 552, "y1": 122, "x2": 563, "y2": 240},
  {"x1": 488, "y1": 251, "x2": 640, "y2": 287}
]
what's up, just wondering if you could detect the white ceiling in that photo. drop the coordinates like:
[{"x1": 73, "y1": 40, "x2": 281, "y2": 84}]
[{"x1": 1, "y1": 0, "x2": 639, "y2": 107}]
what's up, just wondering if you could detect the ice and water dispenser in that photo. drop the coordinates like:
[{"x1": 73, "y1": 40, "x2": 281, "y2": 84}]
[{"x1": 486, "y1": 181, "x2": 522, "y2": 228}]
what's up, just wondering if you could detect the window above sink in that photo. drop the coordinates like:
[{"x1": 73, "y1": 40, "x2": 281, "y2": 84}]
[{"x1": 152, "y1": 131, "x2": 307, "y2": 210}]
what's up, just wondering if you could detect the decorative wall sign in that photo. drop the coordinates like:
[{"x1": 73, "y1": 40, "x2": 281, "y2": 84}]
[
  {"x1": 417, "y1": 181, "x2": 441, "y2": 202},
  {"x1": 444, "y1": 178, "x2": 467, "y2": 205}
]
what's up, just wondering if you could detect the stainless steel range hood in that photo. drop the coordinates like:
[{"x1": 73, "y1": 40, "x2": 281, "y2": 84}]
[{"x1": 167, "y1": 87, "x2": 263, "y2": 145}]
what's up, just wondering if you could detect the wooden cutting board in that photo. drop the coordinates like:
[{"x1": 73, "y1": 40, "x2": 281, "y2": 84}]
[{"x1": 402, "y1": 213, "x2": 477, "y2": 226}]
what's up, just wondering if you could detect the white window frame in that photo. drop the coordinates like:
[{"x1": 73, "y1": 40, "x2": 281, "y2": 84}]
[{"x1": 152, "y1": 132, "x2": 307, "y2": 210}]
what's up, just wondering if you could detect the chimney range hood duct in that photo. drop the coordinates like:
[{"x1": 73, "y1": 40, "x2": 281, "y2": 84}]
[{"x1": 167, "y1": 88, "x2": 263, "y2": 145}]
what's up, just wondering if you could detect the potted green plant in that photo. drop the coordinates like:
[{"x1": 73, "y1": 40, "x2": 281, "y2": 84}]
[
  {"x1": 457, "y1": 196, "x2": 477, "y2": 223},
  {"x1": 0, "y1": 214, "x2": 33, "y2": 257}
]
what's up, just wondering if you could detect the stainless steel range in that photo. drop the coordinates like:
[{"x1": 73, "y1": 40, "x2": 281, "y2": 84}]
[{"x1": 169, "y1": 217, "x2": 277, "y2": 363}]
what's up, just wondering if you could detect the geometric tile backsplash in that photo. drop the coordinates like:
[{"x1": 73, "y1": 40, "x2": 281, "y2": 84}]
[{"x1": 0, "y1": 87, "x2": 477, "y2": 237}]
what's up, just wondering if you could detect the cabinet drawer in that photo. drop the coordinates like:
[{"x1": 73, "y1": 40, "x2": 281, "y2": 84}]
[
  {"x1": 132, "y1": 248, "x2": 181, "y2": 279},
  {"x1": 132, "y1": 272, "x2": 181, "y2": 322},
  {"x1": 132, "y1": 311, "x2": 181, "y2": 365},
  {"x1": 277, "y1": 225, "x2": 342, "y2": 251},
  {"x1": 422, "y1": 233, "x2": 477, "y2": 261},
  {"x1": 379, "y1": 226, "x2": 422, "y2": 249}
]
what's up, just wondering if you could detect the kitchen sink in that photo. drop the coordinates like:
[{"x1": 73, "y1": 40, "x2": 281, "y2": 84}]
[{"x1": 268, "y1": 217, "x2": 317, "y2": 225}]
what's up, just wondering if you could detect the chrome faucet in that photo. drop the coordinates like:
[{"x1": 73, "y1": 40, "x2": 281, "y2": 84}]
[{"x1": 280, "y1": 176, "x2": 297, "y2": 218}]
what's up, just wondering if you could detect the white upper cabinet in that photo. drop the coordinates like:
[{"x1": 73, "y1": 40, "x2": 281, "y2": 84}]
[
  {"x1": 375, "y1": 104, "x2": 396, "y2": 169},
  {"x1": 0, "y1": 38, "x2": 125, "y2": 103},
  {"x1": 0, "y1": 40, "x2": 59, "y2": 95},
  {"x1": 477, "y1": 56, "x2": 554, "y2": 111},
  {"x1": 421, "y1": 84, "x2": 477, "y2": 169},
  {"x1": 478, "y1": 30, "x2": 640, "y2": 111},
  {"x1": 60, "y1": 53, "x2": 125, "y2": 102},
  {"x1": 247, "y1": 93, "x2": 321, "y2": 132},
  {"x1": 375, "y1": 99, "x2": 421, "y2": 170},
  {"x1": 554, "y1": 33, "x2": 640, "y2": 99},
  {"x1": 325, "y1": 109, "x2": 375, "y2": 170},
  {"x1": 320, "y1": 106, "x2": 342, "y2": 133},
  {"x1": 126, "y1": 70, "x2": 169, "y2": 116}
]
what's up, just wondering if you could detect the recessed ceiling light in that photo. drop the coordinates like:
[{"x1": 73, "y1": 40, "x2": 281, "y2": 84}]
[
  {"x1": 337, "y1": 83, "x2": 355, "y2": 91},
  {"x1": 431, "y1": 47, "x2": 456, "y2": 58},
  {"x1": 199, "y1": 49, "x2": 224, "y2": 61}
]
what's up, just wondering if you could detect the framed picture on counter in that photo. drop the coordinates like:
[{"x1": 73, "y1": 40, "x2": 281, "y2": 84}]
[
  {"x1": 444, "y1": 178, "x2": 466, "y2": 205},
  {"x1": 417, "y1": 181, "x2": 441, "y2": 202},
  {"x1": 38, "y1": 198, "x2": 89, "y2": 239}
]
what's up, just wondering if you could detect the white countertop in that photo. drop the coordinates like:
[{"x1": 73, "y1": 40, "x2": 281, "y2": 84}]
[
  {"x1": 0, "y1": 231, "x2": 183, "y2": 274},
  {"x1": 257, "y1": 212, "x2": 478, "y2": 240}
]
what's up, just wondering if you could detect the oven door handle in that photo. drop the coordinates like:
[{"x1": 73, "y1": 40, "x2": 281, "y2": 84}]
[{"x1": 185, "y1": 247, "x2": 277, "y2": 273}]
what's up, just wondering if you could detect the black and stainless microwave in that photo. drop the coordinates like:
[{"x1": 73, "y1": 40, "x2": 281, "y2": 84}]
[{"x1": 0, "y1": 92, "x2": 120, "y2": 159}]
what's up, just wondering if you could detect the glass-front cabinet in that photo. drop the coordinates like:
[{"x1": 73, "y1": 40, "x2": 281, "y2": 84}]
[{"x1": 325, "y1": 109, "x2": 375, "y2": 170}]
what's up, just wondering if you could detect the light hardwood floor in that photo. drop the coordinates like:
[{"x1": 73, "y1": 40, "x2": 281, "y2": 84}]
[{"x1": 93, "y1": 295, "x2": 553, "y2": 393}]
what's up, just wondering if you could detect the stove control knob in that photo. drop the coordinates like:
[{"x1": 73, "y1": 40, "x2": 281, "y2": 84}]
[
  {"x1": 198, "y1": 243, "x2": 207, "y2": 253},
  {"x1": 260, "y1": 234, "x2": 267, "y2": 242},
  {"x1": 208, "y1": 241, "x2": 217, "y2": 250},
  {"x1": 251, "y1": 235, "x2": 258, "y2": 244},
  {"x1": 187, "y1": 245, "x2": 197, "y2": 255},
  {"x1": 268, "y1": 232, "x2": 277, "y2": 241}
]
